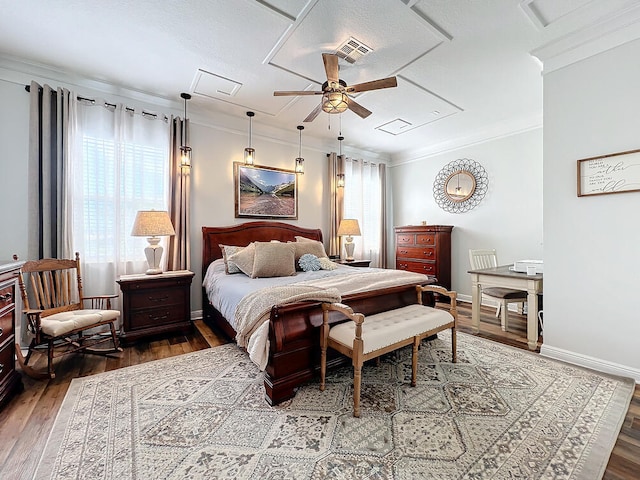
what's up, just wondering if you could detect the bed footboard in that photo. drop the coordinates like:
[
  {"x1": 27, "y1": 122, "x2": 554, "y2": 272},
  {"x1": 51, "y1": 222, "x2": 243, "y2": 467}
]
[{"x1": 264, "y1": 283, "x2": 433, "y2": 405}]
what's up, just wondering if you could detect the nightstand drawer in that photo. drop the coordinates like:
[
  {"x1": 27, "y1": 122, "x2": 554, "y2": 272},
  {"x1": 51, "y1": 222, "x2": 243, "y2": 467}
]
[
  {"x1": 128, "y1": 287, "x2": 184, "y2": 309},
  {"x1": 129, "y1": 304, "x2": 187, "y2": 330},
  {"x1": 396, "y1": 246, "x2": 435, "y2": 260}
]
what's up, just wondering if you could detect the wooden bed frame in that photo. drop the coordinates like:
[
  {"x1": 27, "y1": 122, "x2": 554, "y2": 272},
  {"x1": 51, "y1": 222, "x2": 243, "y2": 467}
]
[{"x1": 202, "y1": 221, "x2": 431, "y2": 405}]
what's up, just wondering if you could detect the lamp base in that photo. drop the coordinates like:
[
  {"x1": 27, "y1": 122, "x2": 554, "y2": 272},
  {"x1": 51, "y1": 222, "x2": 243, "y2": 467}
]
[
  {"x1": 344, "y1": 236, "x2": 355, "y2": 262},
  {"x1": 144, "y1": 238, "x2": 164, "y2": 275}
]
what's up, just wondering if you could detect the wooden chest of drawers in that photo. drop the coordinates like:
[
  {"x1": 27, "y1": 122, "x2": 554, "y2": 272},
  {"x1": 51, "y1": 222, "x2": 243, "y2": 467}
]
[
  {"x1": 0, "y1": 261, "x2": 23, "y2": 409},
  {"x1": 394, "y1": 225, "x2": 453, "y2": 289},
  {"x1": 117, "y1": 270, "x2": 194, "y2": 345}
]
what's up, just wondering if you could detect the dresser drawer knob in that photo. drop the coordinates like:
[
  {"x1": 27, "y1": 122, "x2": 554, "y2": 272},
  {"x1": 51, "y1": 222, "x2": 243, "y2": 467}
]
[
  {"x1": 148, "y1": 313, "x2": 169, "y2": 321},
  {"x1": 0, "y1": 328, "x2": 3, "y2": 336},
  {"x1": 0, "y1": 293, "x2": 12, "y2": 301}
]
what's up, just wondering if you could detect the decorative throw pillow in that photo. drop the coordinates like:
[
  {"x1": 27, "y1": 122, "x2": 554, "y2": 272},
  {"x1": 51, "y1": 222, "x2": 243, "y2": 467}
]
[
  {"x1": 251, "y1": 242, "x2": 296, "y2": 278},
  {"x1": 291, "y1": 238, "x2": 328, "y2": 264},
  {"x1": 294, "y1": 235, "x2": 316, "y2": 243},
  {"x1": 318, "y1": 257, "x2": 338, "y2": 270},
  {"x1": 227, "y1": 242, "x2": 256, "y2": 277},
  {"x1": 219, "y1": 244, "x2": 244, "y2": 274},
  {"x1": 299, "y1": 253, "x2": 321, "y2": 272}
]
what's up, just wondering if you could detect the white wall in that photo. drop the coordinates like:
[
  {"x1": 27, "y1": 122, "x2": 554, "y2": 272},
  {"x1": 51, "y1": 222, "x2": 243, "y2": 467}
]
[
  {"x1": 541, "y1": 38, "x2": 640, "y2": 380},
  {"x1": 390, "y1": 128, "x2": 543, "y2": 301}
]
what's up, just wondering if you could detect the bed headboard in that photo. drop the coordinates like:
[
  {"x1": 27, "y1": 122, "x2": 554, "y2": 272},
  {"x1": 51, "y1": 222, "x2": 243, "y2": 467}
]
[{"x1": 202, "y1": 221, "x2": 323, "y2": 276}]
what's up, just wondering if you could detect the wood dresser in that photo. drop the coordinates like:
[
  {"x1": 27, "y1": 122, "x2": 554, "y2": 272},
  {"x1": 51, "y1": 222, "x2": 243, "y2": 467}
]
[
  {"x1": 394, "y1": 225, "x2": 453, "y2": 289},
  {"x1": 117, "y1": 270, "x2": 194, "y2": 345},
  {"x1": 0, "y1": 260, "x2": 24, "y2": 409}
]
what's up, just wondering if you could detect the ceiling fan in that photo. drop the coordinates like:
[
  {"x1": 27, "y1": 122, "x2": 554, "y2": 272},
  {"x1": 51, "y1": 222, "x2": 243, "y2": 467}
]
[{"x1": 273, "y1": 53, "x2": 397, "y2": 122}]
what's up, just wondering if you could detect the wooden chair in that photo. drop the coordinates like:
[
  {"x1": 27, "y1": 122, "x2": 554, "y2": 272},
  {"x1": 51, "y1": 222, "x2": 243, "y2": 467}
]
[
  {"x1": 468, "y1": 248, "x2": 527, "y2": 331},
  {"x1": 320, "y1": 285, "x2": 457, "y2": 417},
  {"x1": 16, "y1": 252, "x2": 122, "y2": 379}
]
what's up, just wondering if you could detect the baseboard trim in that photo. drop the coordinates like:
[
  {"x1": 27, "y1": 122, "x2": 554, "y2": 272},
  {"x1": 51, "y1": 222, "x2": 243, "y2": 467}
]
[{"x1": 540, "y1": 344, "x2": 640, "y2": 383}]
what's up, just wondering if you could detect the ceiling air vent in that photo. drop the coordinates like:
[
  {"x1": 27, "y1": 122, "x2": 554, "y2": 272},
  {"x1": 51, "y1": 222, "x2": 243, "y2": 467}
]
[{"x1": 336, "y1": 37, "x2": 372, "y2": 64}]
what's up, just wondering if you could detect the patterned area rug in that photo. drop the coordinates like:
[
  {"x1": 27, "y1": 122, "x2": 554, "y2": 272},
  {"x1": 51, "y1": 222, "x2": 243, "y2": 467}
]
[{"x1": 34, "y1": 332, "x2": 633, "y2": 480}]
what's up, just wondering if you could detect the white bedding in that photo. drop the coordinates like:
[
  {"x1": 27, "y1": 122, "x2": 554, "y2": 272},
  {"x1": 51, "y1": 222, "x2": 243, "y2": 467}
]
[{"x1": 203, "y1": 258, "x2": 431, "y2": 369}]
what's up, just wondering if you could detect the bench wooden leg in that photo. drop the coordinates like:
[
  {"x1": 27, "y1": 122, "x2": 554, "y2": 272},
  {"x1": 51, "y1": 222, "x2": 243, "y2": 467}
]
[
  {"x1": 452, "y1": 327, "x2": 457, "y2": 363},
  {"x1": 319, "y1": 322, "x2": 328, "y2": 391},
  {"x1": 353, "y1": 362, "x2": 362, "y2": 418},
  {"x1": 411, "y1": 336, "x2": 419, "y2": 387}
]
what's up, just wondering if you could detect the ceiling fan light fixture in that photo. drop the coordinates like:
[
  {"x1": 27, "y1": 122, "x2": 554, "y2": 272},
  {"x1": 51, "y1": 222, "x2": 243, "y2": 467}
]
[
  {"x1": 244, "y1": 111, "x2": 255, "y2": 165},
  {"x1": 322, "y1": 92, "x2": 348, "y2": 114}
]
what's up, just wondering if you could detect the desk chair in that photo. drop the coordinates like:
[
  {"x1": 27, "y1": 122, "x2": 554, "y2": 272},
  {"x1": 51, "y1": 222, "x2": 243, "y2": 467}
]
[
  {"x1": 17, "y1": 252, "x2": 122, "y2": 379},
  {"x1": 468, "y1": 249, "x2": 527, "y2": 331}
]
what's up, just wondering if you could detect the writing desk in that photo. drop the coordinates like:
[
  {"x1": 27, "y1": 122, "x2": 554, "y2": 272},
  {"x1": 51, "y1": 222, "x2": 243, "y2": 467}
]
[{"x1": 468, "y1": 265, "x2": 543, "y2": 350}]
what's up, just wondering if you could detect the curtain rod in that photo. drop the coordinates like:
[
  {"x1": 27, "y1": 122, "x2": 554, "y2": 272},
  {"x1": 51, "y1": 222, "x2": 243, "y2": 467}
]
[{"x1": 24, "y1": 84, "x2": 168, "y2": 121}]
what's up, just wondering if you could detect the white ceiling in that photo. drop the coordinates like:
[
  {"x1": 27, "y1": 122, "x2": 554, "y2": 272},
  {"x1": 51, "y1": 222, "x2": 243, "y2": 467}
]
[{"x1": 0, "y1": 0, "x2": 634, "y2": 158}]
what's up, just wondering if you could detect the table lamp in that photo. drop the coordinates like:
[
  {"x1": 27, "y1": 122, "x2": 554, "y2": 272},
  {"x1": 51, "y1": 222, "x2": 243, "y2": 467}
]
[
  {"x1": 131, "y1": 210, "x2": 176, "y2": 274},
  {"x1": 337, "y1": 218, "x2": 361, "y2": 261}
]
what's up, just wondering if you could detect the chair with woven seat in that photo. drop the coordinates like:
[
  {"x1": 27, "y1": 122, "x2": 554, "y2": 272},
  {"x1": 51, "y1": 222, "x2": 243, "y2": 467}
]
[
  {"x1": 468, "y1": 249, "x2": 527, "y2": 331},
  {"x1": 16, "y1": 252, "x2": 122, "y2": 379}
]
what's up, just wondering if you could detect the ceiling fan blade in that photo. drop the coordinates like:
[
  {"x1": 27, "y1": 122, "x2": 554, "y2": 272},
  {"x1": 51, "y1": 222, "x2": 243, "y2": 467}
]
[
  {"x1": 346, "y1": 76, "x2": 398, "y2": 93},
  {"x1": 303, "y1": 103, "x2": 323, "y2": 122},
  {"x1": 347, "y1": 98, "x2": 372, "y2": 119},
  {"x1": 274, "y1": 90, "x2": 323, "y2": 96},
  {"x1": 322, "y1": 53, "x2": 340, "y2": 85}
]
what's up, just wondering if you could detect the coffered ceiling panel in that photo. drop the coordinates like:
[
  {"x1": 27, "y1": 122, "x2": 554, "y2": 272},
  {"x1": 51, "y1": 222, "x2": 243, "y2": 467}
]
[{"x1": 270, "y1": 0, "x2": 448, "y2": 87}]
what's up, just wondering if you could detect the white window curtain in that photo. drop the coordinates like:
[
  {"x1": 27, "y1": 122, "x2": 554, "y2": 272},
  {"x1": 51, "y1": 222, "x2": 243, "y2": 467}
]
[
  {"x1": 343, "y1": 158, "x2": 384, "y2": 267},
  {"x1": 66, "y1": 101, "x2": 170, "y2": 299}
]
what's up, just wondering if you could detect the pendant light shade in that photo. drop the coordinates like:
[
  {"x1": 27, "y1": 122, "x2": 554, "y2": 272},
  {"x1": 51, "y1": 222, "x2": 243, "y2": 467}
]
[
  {"x1": 295, "y1": 125, "x2": 304, "y2": 174},
  {"x1": 244, "y1": 111, "x2": 255, "y2": 165},
  {"x1": 179, "y1": 93, "x2": 192, "y2": 169},
  {"x1": 336, "y1": 135, "x2": 345, "y2": 187}
]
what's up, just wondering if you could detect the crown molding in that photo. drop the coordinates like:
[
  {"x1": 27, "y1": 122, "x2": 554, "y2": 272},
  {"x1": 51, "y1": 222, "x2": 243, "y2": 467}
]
[
  {"x1": 389, "y1": 115, "x2": 542, "y2": 167},
  {"x1": 530, "y1": 2, "x2": 640, "y2": 74}
]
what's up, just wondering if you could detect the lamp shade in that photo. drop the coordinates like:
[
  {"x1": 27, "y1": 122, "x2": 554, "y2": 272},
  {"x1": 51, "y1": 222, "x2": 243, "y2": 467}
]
[
  {"x1": 131, "y1": 210, "x2": 176, "y2": 237},
  {"x1": 337, "y1": 219, "x2": 361, "y2": 237}
]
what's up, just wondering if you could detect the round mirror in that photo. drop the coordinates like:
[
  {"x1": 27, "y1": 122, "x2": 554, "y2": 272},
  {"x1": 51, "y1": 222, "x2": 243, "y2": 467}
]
[
  {"x1": 444, "y1": 170, "x2": 476, "y2": 203},
  {"x1": 433, "y1": 158, "x2": 488, "y2": 213}
]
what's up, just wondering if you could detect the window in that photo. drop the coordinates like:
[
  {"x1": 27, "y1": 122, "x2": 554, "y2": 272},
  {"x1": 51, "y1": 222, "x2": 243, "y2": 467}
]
[
  {"x1": 68, "y1": 103, "x2": 170, "y2": 295},
  {"x1": 343, "y1": 158, "x2": 383, "y2": 266}
]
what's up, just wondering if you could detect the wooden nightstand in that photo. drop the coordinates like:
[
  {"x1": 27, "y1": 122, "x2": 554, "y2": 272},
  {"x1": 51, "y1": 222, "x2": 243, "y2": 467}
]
[
  {"x1": 117, "y1": 270, "x2": 194, "y2": 345},
  {"x1": 334, "y1": 259, "x2": 371, "y2": 268}
]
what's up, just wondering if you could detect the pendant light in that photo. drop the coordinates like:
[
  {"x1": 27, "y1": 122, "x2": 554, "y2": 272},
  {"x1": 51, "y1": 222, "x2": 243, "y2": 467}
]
[
  {"x1": 179, "y1": 93, "x2": 192, "y2": 169},
  {"x1": 244, "y1": 111, "x2": 255, "y2": 165},
  {"x1": 336, "y1": 134, "x2": 345, "y2": 188},
  {"x1": 295, "y1": 125, "x2": 304, "y2": 174}
]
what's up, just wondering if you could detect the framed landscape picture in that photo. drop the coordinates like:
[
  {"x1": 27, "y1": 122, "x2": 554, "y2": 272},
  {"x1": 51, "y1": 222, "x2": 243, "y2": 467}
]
[{"x1": 234, "y1": 162, "x2": 298, "y2": 219}]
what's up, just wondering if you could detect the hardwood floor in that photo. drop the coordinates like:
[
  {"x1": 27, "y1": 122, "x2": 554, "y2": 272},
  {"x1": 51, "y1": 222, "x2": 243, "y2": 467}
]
[{"x1": 0, "y1": 306, "x2": 637, "y2": 479}]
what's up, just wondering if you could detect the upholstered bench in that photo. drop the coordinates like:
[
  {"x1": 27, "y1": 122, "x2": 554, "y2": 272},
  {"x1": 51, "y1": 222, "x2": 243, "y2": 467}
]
[{"x1": 320, "y1": 284, "x2": 457, "y2": 417}]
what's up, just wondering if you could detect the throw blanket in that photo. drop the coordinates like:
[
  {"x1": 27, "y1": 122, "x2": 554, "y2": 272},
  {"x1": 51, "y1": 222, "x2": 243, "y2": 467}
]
[
  {"x1": 297, "y1": 268, "x2": 430, "y2": 295},
  {"x1": 235, "y1": 285, "x2": 342, "y2": 370}
]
